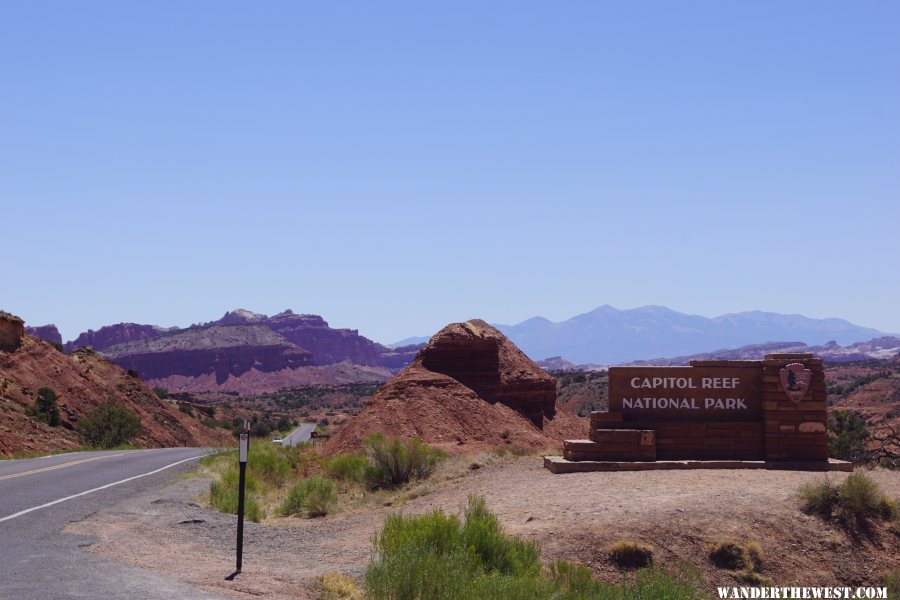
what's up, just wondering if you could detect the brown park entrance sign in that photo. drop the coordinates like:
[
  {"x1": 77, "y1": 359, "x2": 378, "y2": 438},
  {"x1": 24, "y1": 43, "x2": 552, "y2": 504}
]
[
  {"x1": 609, "y1": 365, "x2": 762, "y2": 421},
  {"x1": 546, "y1": 353, "x2": 851, "y2": 473}
]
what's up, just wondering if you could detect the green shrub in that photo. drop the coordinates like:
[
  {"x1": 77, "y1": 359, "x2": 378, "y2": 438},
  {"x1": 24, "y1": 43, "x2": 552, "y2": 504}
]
[
  {"x1": 278, "y1": 476, "x2": 338, "y2": 517},
  {"x1": 325, "y1": 452, "x2": 368, "y2": 483},
  {"x1": 609, "y1": 539, "x2": 653, "y2": 568},
  {"x1": 363, "y1": 434, "x2": 445, "y2": 489},
  {"x1": 828, "y1": 411, "x2": 870, "y2": 463},
  {"x1": 78, "y1": 400, "x2": 142, "y2": 448},
  {"x1": 27, "y1": 387, "x2": 61, "y2": 426},
  {"x1": 365, "y1": 495, "x2": 707, "y2": 600},
  {"x1": 152, "y1": 387, "x2": 168, "y2": 399},
  {"x1": 177, "y1": 402, "x2": 194, "y2": 417},
  {"x1": 460, "y1": 496, "x2": 541, "y2": 577},
  {"x1": 209, "y1": 468, "x2": 263, "y2": 522}
]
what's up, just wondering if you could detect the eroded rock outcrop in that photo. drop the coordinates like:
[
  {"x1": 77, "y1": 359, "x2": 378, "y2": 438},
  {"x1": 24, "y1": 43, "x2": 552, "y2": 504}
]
[
  {"x1": 326, "y1": 319, "x2": 586, "y2": 455},
  {"x1": 25, "y1": 324, "x2": 62, "y2": 345},
  {"x1": 265, "y1": 310, "x2": 382, "y2": 366},
  {"x1": 65, "y1": 323, "x2": 169, "y2": 353},
  {"x1": 0, "y1": 311, "x2": 25, "y2": 352}
]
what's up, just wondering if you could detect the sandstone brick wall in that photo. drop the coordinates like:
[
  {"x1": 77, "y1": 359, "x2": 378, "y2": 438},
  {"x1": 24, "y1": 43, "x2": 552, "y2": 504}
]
[
  {"x1": 762, "y1": 354, "x2": 828, "y2": 461},
  {"x1": 564, "y1": 430, "x2": 656, "y2": 461}
]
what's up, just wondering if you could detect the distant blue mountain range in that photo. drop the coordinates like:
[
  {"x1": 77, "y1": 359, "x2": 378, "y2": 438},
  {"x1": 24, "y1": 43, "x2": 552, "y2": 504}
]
[{"x1": 393, "y1": 305, "x2": 886, "y2": 365}]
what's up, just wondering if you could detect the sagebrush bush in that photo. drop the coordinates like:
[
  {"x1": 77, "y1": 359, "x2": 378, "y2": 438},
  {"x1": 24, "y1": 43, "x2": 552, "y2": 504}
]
[
  {"x1": 278, "y1": 476, "x2": 338, "y2": 518},
  {"x1": 78, "y1": 399, "x2": 142, "y2": 448},
  {"x1": 609, "y1": 539, "x2": 653, "y2": 568},
  {"x1": 209, "y1": 468, "x2": 263, "y2": 522},
  {"x1": 365, "y1": 495, "x2": 707, "y2": 600},
  {"x1": 363, "y1": 434, "x2": 445, "y2": 489}
]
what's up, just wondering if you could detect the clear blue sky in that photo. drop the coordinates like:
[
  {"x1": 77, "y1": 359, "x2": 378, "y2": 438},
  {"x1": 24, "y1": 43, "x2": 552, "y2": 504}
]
[{"x1": 2, "y1": 1, "x2": 898, "y2": 344}]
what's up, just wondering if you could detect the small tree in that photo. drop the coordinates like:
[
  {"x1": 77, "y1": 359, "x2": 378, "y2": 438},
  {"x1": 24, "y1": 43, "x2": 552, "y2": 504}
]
[
  {"x1": 27, "y1": 387, "x2": 61, "y2": 426},
  {"x1": 78, "y1": 399, "x2": 142, "y2": 448},
  {"x1": 828, "y1": 411, "x2": 870, "y2": 464}
]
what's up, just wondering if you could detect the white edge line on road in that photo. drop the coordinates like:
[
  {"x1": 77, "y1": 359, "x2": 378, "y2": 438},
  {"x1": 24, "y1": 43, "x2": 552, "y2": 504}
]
[{"x1": 0, "y1": 454, "x2": 204, "y2": 523}]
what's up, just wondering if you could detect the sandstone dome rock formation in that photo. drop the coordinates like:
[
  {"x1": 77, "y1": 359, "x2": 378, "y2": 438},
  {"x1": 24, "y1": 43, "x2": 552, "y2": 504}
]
[{"x1": 326, "y1": 319, "x2": 586, "y2": 455}]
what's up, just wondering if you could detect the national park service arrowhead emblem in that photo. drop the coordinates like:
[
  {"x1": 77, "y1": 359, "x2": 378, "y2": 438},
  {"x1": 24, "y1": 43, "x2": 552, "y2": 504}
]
[{"x1": 779, "y1": 363, "x2": 812, "y2": 403}]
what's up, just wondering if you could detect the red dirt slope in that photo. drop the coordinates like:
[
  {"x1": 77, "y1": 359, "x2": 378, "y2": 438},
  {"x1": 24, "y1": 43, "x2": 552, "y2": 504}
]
[{"x1": 0, "y1": 332, "x2": 231, "y2": 456}]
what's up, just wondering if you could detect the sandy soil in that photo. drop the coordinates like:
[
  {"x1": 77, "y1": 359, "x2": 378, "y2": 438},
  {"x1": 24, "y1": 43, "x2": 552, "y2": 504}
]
[{"x1": 65, "y1": 458, "x2": 900, "y2": 599}]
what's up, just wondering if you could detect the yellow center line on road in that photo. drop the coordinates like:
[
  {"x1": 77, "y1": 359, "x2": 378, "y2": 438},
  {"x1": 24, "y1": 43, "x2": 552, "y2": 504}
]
[{"x1": 0, "y1": 451, "x2": 136, "y2": 482}]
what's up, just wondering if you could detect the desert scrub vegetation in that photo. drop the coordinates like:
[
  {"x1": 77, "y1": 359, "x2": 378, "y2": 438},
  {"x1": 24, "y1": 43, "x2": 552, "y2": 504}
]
[
  {"x1": 365, "y1": 495, "x2": 708, "y2": 600},
  {"x1": 363, "y1": 433, "x2": 446, "y2": 488},
  {"x1": 78, "y1": 399, "x2": 142, "y2": 448},
  {"x1": 202, "y1": 435, "x2": 447, "y2": 521},
  {"x1": 202, "y1": 443, "x2": 319, "y2": 521},
  {"x1": 797, "y1": 471, "x2": 898, "y2": 528},
  {"x1": 26, "y1": 387, "x2": 61, "y2": 426},
  {"x1": 608, "y1": 540, "x2": 653, "y2": 569},
  {"x1": 209, "y1": 467, "x2": 264, "y2": 522},
  {"x1": 278, "y1": 476, "x2": 337, "y2": 517},
  {"x1": 708, "y1": 540, "x2": 769, "y2": 585},
  {"x1": 325, "y1": 434, "x2": 447, "y2": 491}
]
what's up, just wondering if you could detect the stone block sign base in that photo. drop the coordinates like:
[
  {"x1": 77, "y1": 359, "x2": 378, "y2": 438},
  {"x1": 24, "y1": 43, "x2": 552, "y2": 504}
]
[
  {"x1": 546, "y1": 353, "x2": 850, "y2": 473},
  {"x1": 544, "y1": 456, "x2": 853, "y2": 474}
]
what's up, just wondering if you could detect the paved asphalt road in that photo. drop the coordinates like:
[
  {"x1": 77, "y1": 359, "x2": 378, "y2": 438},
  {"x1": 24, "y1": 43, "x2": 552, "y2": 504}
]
[
  {"x1": 281, "y1": 423, "x2": 316, "y2": 447},
  {"x1": 0, "y1": 447, "x2": 227, "y2": 600}
]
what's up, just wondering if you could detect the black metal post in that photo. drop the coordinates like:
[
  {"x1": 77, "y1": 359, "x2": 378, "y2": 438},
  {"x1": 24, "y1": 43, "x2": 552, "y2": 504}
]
[
  {"x1": 227, "y1": 424, "x2": 250, "y2": 581},
  {"x1": 236, "y1": 459, "x2": 246, "y2": 572}
]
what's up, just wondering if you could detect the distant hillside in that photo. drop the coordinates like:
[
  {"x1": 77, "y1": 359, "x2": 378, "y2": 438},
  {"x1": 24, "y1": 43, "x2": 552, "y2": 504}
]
[
  {"x1": 67, "y1": 310, "x2": 408, "y2": 394},
  {"x1": 629, "y1": 336, "x2": 900, "y2": 366},
  {"x1": 494, "y1": 305, "x2": 885, "y2": 364}
]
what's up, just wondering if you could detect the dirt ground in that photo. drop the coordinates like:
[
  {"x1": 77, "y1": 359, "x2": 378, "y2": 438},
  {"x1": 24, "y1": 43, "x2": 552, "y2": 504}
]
[{"x1": 65, "y1": 457, "x2": 900, "y2": 599}]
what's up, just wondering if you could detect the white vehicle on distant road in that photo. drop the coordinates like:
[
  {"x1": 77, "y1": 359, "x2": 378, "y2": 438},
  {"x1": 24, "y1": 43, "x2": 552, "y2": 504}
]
[{"x1": 271, "y1": 437, "x2": 283, "y2": 445}]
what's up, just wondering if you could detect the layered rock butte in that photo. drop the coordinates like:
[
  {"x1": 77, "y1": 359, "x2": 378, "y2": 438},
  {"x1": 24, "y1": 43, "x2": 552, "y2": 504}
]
[
  {"x1": 0, "y1": 312, "x2": 230, "y2": 456},
  {"x1": 326, "y1": 319, "x2": 586, "y2": 455},
  {"x1": 63, "y1": 310, "x2": 418, "y2": 393},
  {"x1": 24, "y1": 324, "x2": 62, "y2": 345}
]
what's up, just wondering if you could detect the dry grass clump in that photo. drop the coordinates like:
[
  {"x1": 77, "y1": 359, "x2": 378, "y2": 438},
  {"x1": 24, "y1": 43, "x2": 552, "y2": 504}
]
[
  {"x1": 320, "y1": 572, "x2": 364, "y2": 600},
  {"x1": 708, "y1": 541, "x2": 747, "y2": 570},
  {"x1": 709, "y1": 540, "x2": 769, "y2": 585},
  {"x1": 608, "y1": 539, "x2": 653, "y2": 569}
]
